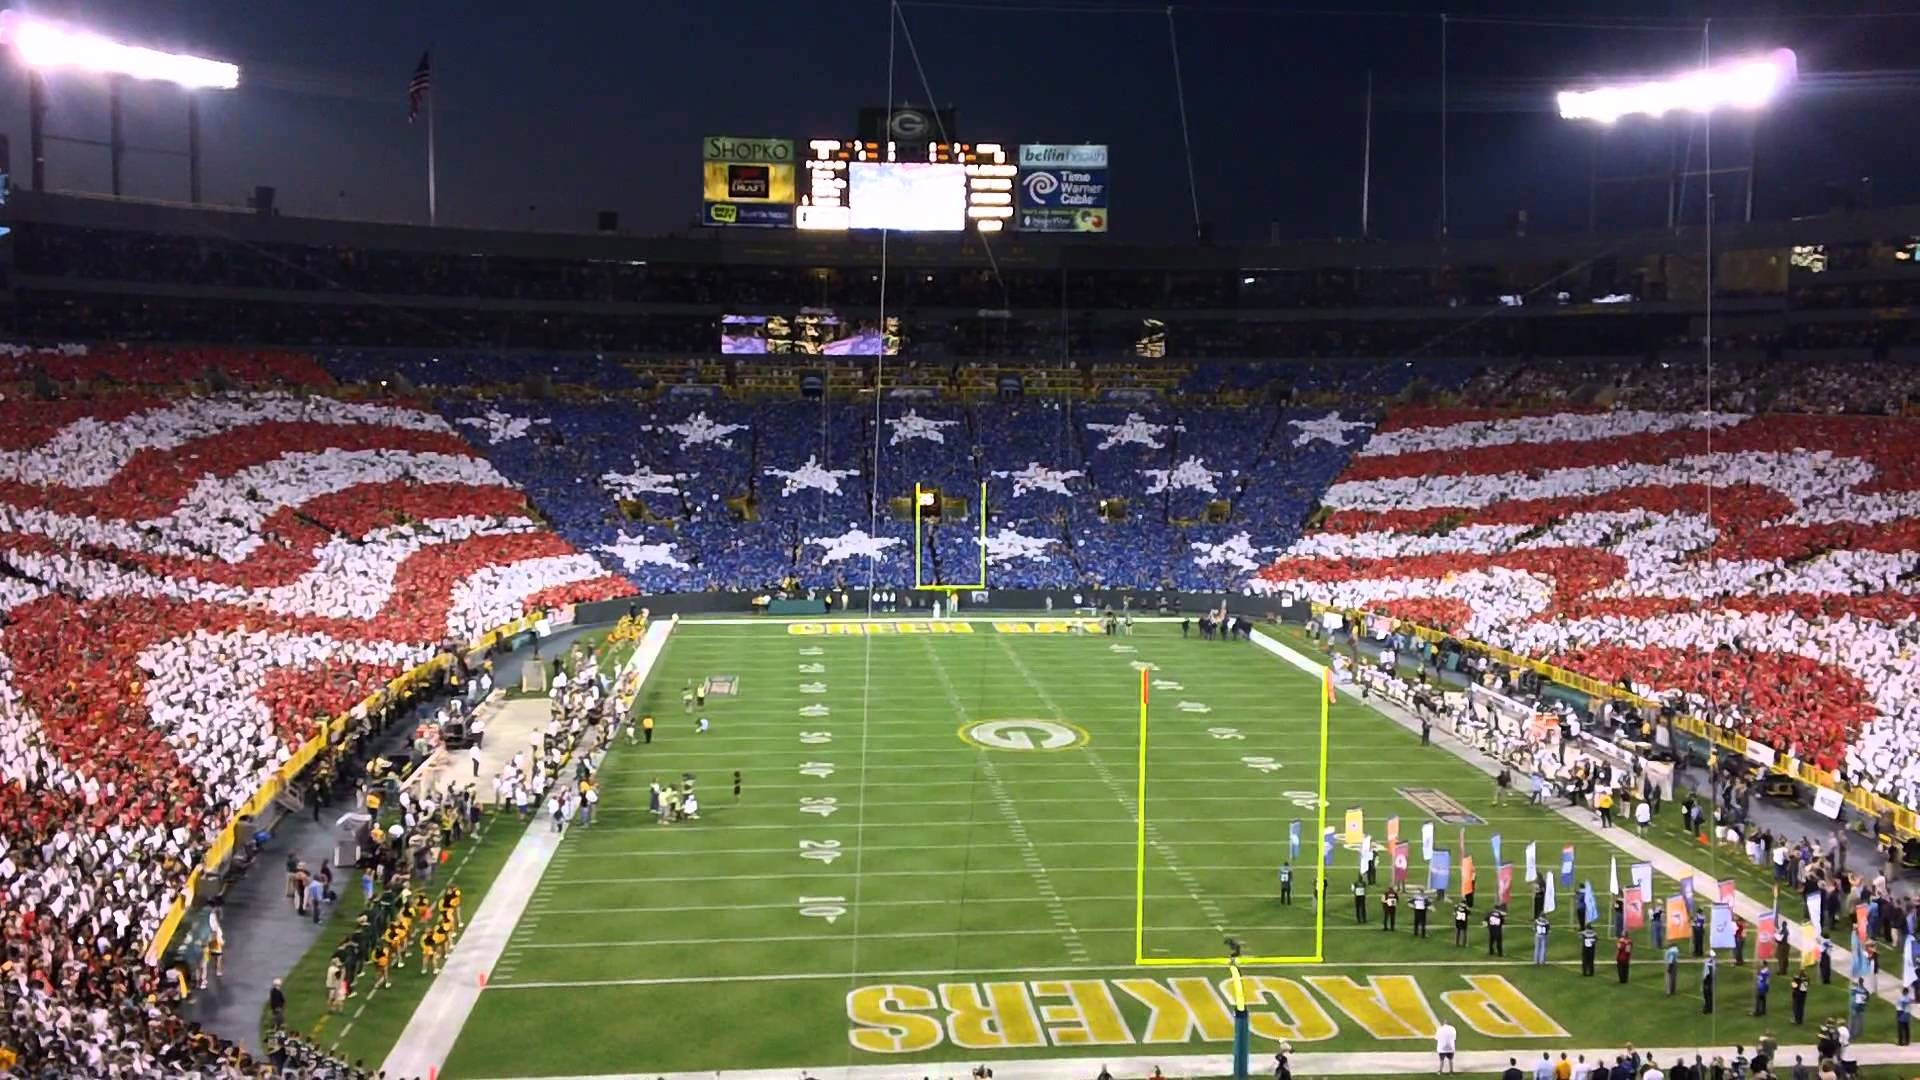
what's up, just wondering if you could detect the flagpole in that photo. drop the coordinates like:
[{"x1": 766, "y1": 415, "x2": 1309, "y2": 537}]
[{"x1": 427, "y1": 64, "x2": 438, "y2": 226}]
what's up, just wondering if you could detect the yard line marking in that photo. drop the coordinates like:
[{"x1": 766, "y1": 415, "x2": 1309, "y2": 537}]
[
  {"x1": 558, "y1": 813, "x2": 1550, "y2": 835},
  {"x1": 508, "y1": 923, "x2": 1262, "y2": 950},
  {"x1": 556, "y1": 839, "x2": 1310, "y2": 859},
  {"x1": 917, "y1": 635, "x2": 1092, "y2": 963},
  {"x1": 485, "y1": 955, "x2": 1609, "y2": 991},
  {"x1": 521, "y1": 892, "x2": 1277, "y2": 916},
  {"x1": 994, "y1": 634, "x2": 1232, "y2": 932}
]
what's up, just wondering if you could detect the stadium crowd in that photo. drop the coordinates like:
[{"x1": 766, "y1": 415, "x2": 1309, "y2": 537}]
[{"x1": 0, "y1": 328, "x2": 1917, "y2": 1074}]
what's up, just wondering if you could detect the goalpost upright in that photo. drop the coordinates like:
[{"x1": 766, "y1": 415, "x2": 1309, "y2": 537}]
[
  {"x1": 913, "y1": 480, "x2": 988, "y2": 592},
  {"x1": 1133, "y1": 660, "x2": 1333, "y2": 966}
]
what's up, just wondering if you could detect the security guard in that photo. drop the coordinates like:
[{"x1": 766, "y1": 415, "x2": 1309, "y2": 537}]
[
  {"x1": 1486, "y1": 907, "x2": 1506, "y2": 956},
  {"x1": 1580, "y1": 925, "x2": 1599, "y2": 976},
  {"x1": 1352, "y1": 876, "x2": 1368, "y2": 923},
  {"x1": 1411, "y1": 889, "x2": 1430, "y2": 937},
  {"x1": 1279, "y1": 862, "x2": 1293, "y2": 904},
  {"x1": 1382, "y1": 886, "x2": 1398, "y2": 931},
  {"x1": 1454, "y1": 899, "x2": 1471, "y2": 946}
]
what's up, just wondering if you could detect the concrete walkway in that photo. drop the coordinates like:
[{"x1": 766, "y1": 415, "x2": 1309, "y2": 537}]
[{"x1": 381, "y1": 616, "x2": 676, "y2": 1080}]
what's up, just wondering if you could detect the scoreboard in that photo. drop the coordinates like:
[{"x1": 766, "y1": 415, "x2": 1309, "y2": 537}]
[
  {"x1": 699, "y1": 123, "x2": 1106, "y2": 234},
  {"x1": 796, "y1": 140, "x2": 1016, "y2": 233}
]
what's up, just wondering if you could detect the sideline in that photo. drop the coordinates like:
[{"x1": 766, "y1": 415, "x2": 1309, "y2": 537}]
[
  {"x1": 1269, "y1": 627, "x2": 1908, "y2": 1008},
  {"x1": 380, "y1": 616, "x2": 677, "y2": 1079},
  {"x1": 476, "y1": 1042, "x2": 1920, "y2": 1080}
]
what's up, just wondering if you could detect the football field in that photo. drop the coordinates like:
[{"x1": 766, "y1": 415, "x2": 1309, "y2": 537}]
[{"x1": 436, "y1": 618, "x2": 1888, "y2": 1078}]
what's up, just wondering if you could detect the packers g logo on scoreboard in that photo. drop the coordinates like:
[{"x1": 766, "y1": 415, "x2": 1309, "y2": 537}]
[{"x1": 959, "y1": 719, "x2": 1088, "y2": 752}]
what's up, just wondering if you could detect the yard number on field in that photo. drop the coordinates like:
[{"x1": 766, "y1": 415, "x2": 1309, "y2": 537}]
[
  {"x1": 799, "y1": 731, "x2": 832, "y2": 745},
  {"x1": 1241, "y1": 755, "x2": 1283, "y2": 773},
  {"x1": 799, "y1": 895, "x2": 848, "y2": 923},
  {"x1": 799, "y1": 840, "x2": 843, "y2": 865},
  {"x1": 800, "y1": 796, "x2": 840, "y2": 817},
  {"x1": 1206, "y1": 727, "x2": 1245, "y2": 740},
  {"x1": 800, "y1": 761, "x2": 836, "y2": 779}
]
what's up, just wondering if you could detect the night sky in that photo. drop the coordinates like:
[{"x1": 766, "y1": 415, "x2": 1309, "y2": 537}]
[{"x1": 1, "y1": 1, "x2": 1916, "y2": 245}]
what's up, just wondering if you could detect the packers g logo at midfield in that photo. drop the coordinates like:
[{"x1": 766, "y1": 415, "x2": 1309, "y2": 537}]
[{"x1": 959, "y1": 719, "x2": 1088, "y2": 751}]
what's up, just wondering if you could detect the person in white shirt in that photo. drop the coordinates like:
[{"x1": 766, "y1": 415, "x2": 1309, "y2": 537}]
[{"x1": 1434, "y1": 1020, "x2": 1457, "y2": 1073}]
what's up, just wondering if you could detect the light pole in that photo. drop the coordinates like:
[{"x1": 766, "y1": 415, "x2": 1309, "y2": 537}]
[
  {"x1": 1558, "y1": 47, "x2": 1795, "y2": 230},
  {"x1": 0, "y1": 11, "x2": 240, "y2": 201}
]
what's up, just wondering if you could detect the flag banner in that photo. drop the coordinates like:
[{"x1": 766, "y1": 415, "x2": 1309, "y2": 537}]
[
  {"x1": 1462, "y1": 855, "x2": 1476, "y2": 896},
  {"x1": 1458, "y1": 826, "x2": 1467, "y2": 859},
  {"x1": 1392, "y1": 842, "x2": 1409, "y2": 888},
  {"x1": 1800, "y1": 923, "x2": 1818, "y2": 968},
  {"x1": 1631, "y1": 863, "x2": 1654, "y2": 907},
  {"x1": 1559, "y1": 845, "x2": 1576, "y2": 887},
  {"x1": 1851, "y1": 930, "x2": 1872, "y2": 979},
  {"x1": 1757, "y1": 914, "x2": 1777, "y2": 962},
  {"x1": 1421, "y1": 822, "x2": 1435, "y2": 861},
  {"x1": 1523, "y1": 841, "x2": 1538, "y2": 885},
  {"x1": 1905, "y1": 934, "x2": 1918, "y2": 990},
  {"x1": 1428, "y1": 850, "x2": 1451, "y2": 892},
  {"x1": 1497, "y1": 863, "x2": 1514, "y2": 906},
  {"x1": 408, "y1": 51, "x2": 432, "y2": 122},
  {"x1": 1322, "y1": 666, "x2": 1336, "y2": 704},
  {"x1": 1386, "y1": 816, "x2": 1401, "y2": 852},
  {"x1": 1806, "y1": 892, "x2": 1823, "y2": 932},
  {"x1": 1679, "y1": 876, "x2": 1695, "y2": 914},
  {"x1": 1609, "y1": 856, "x2": 1621, "y2": 895},
  {"x1": 1345, "y1": 808, "x2": 1364, "y2": 845},
  {"x1": 1711, "y1": 904, "x2": 1737, "y2": 949},
  {"x1": 1718, "y1": 879, "x2": 1737, "y2": 905},
  {"x1": 1360, "y1": 834, "x2": 1374, "y2": 871},
  {"x1": 1490, "y1": 833, "x2": 1502, "y2": 866},
  {"x1": 1322, "y1": 827, "x2": 1336, "y2": 867},
  {"x1": 1625, "y1": 888, "x2": 1646, "y2": 931},
  {"x1": 1289, "y1": 820, "x2": 1301, "y2": 861},
  {"x1": 1544, "y1": 874, "x2": 1558, "y2": 915},
  {"x1": 1667, "y1": 896, "x2": 1692, "y2": 941},
  {"x1": 1855, "y1": 904, "x2": 1870, "y2": 947},
  {"x1": 1583, "y1": 884, "x2": 1600, "y2": 925}
]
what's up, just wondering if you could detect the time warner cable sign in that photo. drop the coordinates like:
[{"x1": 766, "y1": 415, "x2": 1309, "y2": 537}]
[
  {"x1": 1016, "y1": 144, "x2": 1108, "y2": 233},
  {"x1": 702, "y1": 135, "x2": 797, "y2": 228}
]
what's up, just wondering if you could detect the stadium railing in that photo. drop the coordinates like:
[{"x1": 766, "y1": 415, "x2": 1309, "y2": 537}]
[
  {"x1": 1315, "y1": 604, "x2": 1920, "y2": 841},
  {"x1": 143, "y1": 606, "x2": 564, "y2": 965}
]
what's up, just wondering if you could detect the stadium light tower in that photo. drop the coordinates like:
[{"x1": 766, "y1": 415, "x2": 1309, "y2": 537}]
[
  {"x1": 1558, "y1": 48, "x2": 1795, "y2": 231},
  {"x1": 0, "y1": 10, "x2": 241, "y2": 201}
]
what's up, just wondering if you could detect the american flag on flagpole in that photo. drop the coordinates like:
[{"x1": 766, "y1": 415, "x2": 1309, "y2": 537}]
[{"x1": 408, "y1": 51, "x2": 432, "y2": 122}]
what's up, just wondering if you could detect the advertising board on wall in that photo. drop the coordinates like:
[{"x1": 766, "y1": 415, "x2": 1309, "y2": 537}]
[
  {"x1": 702, "y1": 135, "x2": 798, "y2": 228},
  {"x1": 1016, "y1": 144, "x2": 1109, "y2": 233}
]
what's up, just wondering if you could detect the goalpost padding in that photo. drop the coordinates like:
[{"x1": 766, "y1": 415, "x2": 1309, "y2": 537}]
[{"x1": 1132, "y1": 654, "x2": 1332, "y2": 966}]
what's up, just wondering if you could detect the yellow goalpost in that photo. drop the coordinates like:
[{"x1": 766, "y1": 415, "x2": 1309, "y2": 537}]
[
  {"x1": 1133, "y1": 665, "x2": 1332, "y2": 965},
  {"x1": 912, "y1": 480, "x2": 988, "y2": 592}
]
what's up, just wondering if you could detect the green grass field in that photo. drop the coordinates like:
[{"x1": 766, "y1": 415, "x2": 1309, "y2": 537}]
[{"x1": 424, "y1": 618, "x2": 1892, "y2": 1078}]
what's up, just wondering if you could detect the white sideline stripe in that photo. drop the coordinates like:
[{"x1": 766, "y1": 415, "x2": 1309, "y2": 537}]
[
  {"x1": 474, "y1": 1043, "x2": 1920, "y2": 1080},
  {"x1": 381, "y1": 617, "x2": 676, "y2": 1079},
  {"x1": 1250, "y1": 625, "x2": 1328, "y2": 681},
  {"x1": 510, "y1": 924, "x2": 1270, "y2": 950}
]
